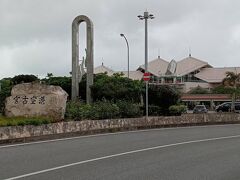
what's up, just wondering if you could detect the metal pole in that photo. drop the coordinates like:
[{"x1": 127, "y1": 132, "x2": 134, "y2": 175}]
[
  {"x1": 138, "y1": 11, "x2": 154, "y2": 120},
  {"x1": 127, "y1": 39, "x2": 129, "y2": 79},
  {"x1": 144, "y1": 12, "x2": 148, "y2": 119},
  {"x1": 120, "y1": 34, "x2": 130, "y2": 78}
]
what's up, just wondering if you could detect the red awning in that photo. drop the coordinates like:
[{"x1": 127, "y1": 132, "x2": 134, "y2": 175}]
[{"x1": 181, "y1": 94, "x2": 231, "y2": 101}]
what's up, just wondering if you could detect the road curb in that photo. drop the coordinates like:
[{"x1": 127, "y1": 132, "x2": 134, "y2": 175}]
[{"x1": 1, "y1": 121, "x2": 240, "y2": 145}]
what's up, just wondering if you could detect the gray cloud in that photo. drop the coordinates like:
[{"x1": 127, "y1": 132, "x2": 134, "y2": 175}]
[{"x1": 0, "y1": 0, "x2": 240, "y2": 78}]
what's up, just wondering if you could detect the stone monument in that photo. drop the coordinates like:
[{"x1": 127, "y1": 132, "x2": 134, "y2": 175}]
[
  {"x1": 72, "y1": 15, "x2": 94, "y2": 103},
  {"x1": 5, "y1": 83, "x2": 68, "y2": 119}
]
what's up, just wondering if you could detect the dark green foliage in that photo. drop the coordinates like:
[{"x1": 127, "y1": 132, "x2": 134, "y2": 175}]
[
  {"x1": 79, "y1": 74, "x2": 87, "y2": 101},
  {"x1": 148, "y1": 85, "x2": 180, "y2": 115},
  {"x1": 211, "y1": 85, "x2": 236, "y2": 94},
  {"x1": 65, "y1": 100, "x2": 143, "y2": 120},
  {"x1": 189, "y1": 86, "x2": 209, "y2": 94},
  {"x1": 91, "y1": 73, "x2": 144, "y2": 103},
  {"x1": 0, "y1": 116, "x2": 51, "y2": 127},
  {"x1": 1, "y1": 72, "x2": 182, "y2": 120},
  {"x1": 65, "y1": 101, "x2": 119, "y2": 120},
  {"x1": 91, "y1": 101, "x2": 120, "y2": 119},
  {"x1": 42, "y1": 73, "x2": 144, "y2": 104},
  {"x1": 148, "y1": 105, "x2": 163, "y2": 116},
  {"x1": 44, "y1": 74, "x2": 86, "y2": 101},
  {"x1": 65, "y1": 101, "x2": 91, "y2": 120},
  {"x1": 116, "y1": 100, "x2": 142, "y2": 118},
  {"x1": 11, "y1": 74, "x2": 38, "y2": 85},
  {"x1": 43, "y1": 76, "x2": 72, "y2": 98},
  {"x1": 0, "y1": 79, "x2": 12, "y2": 113},
  {"x1": 169, "y1": 105, "x2": 187, "y2": 116}
]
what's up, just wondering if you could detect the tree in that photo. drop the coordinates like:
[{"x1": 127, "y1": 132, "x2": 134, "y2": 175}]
[
  {"x1": 211, "y1": 85, "x2": 236, "y2": 94},
  {"x1": 43, "y1": 76, "x2": 72, "y2": 98},
  {"x1": 91, "y1": 73, "x2": 144, "y2": 103},
  {"x1": 189, "y1": 85, "x2": 209, "y2": 94},
  {"x1": 11, "y1": 74, "x2": 38, "y2": 85},
  {"x1": 222, "y1": 71, "x2": 240, "y2": 112},
  {"x1": 0, "y1": 79, "x2": 12, "y2": 113},
  {"x1": 148, "y1": 85, "x2": 180, "y2": 114}
]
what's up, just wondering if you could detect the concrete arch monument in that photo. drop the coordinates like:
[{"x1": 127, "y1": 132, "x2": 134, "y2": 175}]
[{"x1": 72, "y1": 15, "x2": 94, "y2": 103}]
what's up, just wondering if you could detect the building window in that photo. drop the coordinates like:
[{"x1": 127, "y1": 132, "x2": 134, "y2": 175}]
[
  {"x1": 183, "y1": 72, "x2": 204, "y2": 82},
  {"x1": 165, "y1": 77, "x2": 173, "y2": 83}
]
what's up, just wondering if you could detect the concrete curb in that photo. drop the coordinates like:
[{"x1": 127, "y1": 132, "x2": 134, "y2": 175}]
[{"x1": 1, "y1": 120, "x2": 240, "y2": 145}]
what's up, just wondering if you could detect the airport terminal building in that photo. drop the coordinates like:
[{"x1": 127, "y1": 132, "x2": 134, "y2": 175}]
[{"x1": 95, "y1": 55, "x2": 240, "y2": 94}]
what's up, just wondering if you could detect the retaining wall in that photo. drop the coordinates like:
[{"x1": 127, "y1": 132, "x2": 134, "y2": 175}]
[{"x1": 1, "y1": 113, "x2": 240, "y2": 141}]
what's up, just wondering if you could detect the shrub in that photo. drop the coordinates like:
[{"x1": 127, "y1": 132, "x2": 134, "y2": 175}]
[
  {"x1": 148, "y1": 105, "x2": 163, "y2": 116},
  {"x1": 148, "y1": 85, "x2": 180, "y2": 114},
  {"x1": 169, "y1": 105, "x2": 187, "y2": 116},
  {"x1": 189, "y1": 86, "x2": 209, "y2": 94},
  {"x1": 0, "y1": 79, "x2": 12, "y2": 113},
  {"x1": 91, "y1": 101, "x2": 120, "y2": 120},
  {"x1": 65, "y1": 101, "x2": 92, "y2": 120},
  {"x1": 65, "y1": 100, "x2": 120, "y2": 120},
  {"x1": 91, "y1": 73, "x2": 144, "y2": 103},
  {"x1": 116, "y1": 101, "x2": 142, "y2": 118}
]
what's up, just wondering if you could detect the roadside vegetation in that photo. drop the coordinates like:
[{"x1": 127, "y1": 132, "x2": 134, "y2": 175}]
[
  {"x1": 1, "y1": 71, "x2": 239, "y2": 126},
  {"x1": 0, "y1": 73, "x2": 188, "y2": 126},
  {"x1": 188, "y1": 72, "x2": 240, "y2": 112},
  {"x1": 222, "y1": 71, "x2": 240, "y2": 112},
  {"x1": 0, "y1": 115, "x2": 52, "y2": 127},
  {"x1": 65, "y1": 100, "x2": 142, "y2": 120}
]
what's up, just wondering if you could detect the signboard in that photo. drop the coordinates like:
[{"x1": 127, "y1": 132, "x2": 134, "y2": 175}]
[
  {"x1": 166, "y1": 59, "x2": 177, "y2": 75},
  {"x1": 143, "y1": 72, "x2": 151, "y2": 81}
]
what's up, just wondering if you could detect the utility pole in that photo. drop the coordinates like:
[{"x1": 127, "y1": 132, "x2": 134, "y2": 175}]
[{"x1": 138, "y1": 11, "x2": 154, "y2": 119}]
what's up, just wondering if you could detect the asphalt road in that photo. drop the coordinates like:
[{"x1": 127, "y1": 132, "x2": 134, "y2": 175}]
[{"x1": 1, "y1": 124, "x2": 240, "y2": 180}]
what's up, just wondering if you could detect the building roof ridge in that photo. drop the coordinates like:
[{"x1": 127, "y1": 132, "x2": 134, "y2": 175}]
[
  {"x1": 95, "y1": 64, "x2": 114, "y2": 72},
  {"x1": 177, "y1": 56, "x2": 209, "y2": 65}
]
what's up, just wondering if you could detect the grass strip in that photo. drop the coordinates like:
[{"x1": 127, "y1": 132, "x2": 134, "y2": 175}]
[{"x1": 0, "y1": 115, "x2": 53, "y2": 127}]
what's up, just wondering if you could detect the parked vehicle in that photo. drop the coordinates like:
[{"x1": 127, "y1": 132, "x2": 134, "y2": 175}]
[
  {"x1": 215, "y1": 102, "x2": 240, "y2": 113},
  {"x1": 193, "y1": 105, "x2": 208, "y2": 113}
]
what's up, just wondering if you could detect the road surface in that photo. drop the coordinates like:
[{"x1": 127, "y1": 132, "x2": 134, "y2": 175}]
[{"x1": 1, "y1": 124, "x2": 240, "y2": 180}]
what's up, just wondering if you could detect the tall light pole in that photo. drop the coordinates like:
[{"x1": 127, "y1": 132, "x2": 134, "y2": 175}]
[
  {"x1": 138, "y1": 11, "x2": 154, "y2": 119},
  {"x1": 120, "y1": 33, "x2": 129, "y2": 78}
]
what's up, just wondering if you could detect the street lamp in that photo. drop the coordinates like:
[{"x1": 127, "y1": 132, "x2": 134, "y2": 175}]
[
  {"x1": 138, "y1": 11, "x2": 155, "y2": 119},
  {"x1": 120, "y1": 33, "x2": 130, "y2": 78}
]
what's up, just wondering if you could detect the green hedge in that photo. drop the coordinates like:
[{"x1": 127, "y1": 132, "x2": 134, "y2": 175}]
[
  {"x1": 91, "y1": 101, "x2": 120, "y2": 120},
  {"x1": 169, "y1": 105, "x2": 187, "y2": 116},
  {"x1": 65, "y1": 100, "x2": 142, "y2": 120},
  {"x1": 116, "y1": 101, "x2": 143, "y2": 118},
  {"x1": 147, "y1": 105, "x2": 163, "y2": 116},
  {"x1": 65, "y1": 101, "x2": 92, "y2": 120}
]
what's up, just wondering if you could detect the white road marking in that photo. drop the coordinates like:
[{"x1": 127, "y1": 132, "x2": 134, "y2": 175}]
[
  {"x1": 4, "y1": 134, "x2": 240, "y2": 180},
  {"x1": 1, "y1": 123, "x2": 240, "y2": 149}
]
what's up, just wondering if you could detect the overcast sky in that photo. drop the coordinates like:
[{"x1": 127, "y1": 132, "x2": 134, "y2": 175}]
[{"x1": 0, "y1": 0, "x2": 240, "y2": 79}]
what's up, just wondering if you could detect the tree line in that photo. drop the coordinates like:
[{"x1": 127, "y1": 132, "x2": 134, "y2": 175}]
[
  {"x1": 0, "y1": 73, "x2": 180, "y2": 116},
  {"x1": 1, "y1": 71, "x2": 238, "y2": 115}
]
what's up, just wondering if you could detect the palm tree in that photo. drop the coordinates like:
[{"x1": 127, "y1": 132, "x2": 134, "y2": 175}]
[{"x1": 222, "y1": 71, "x2": 240, "y2": 112}]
